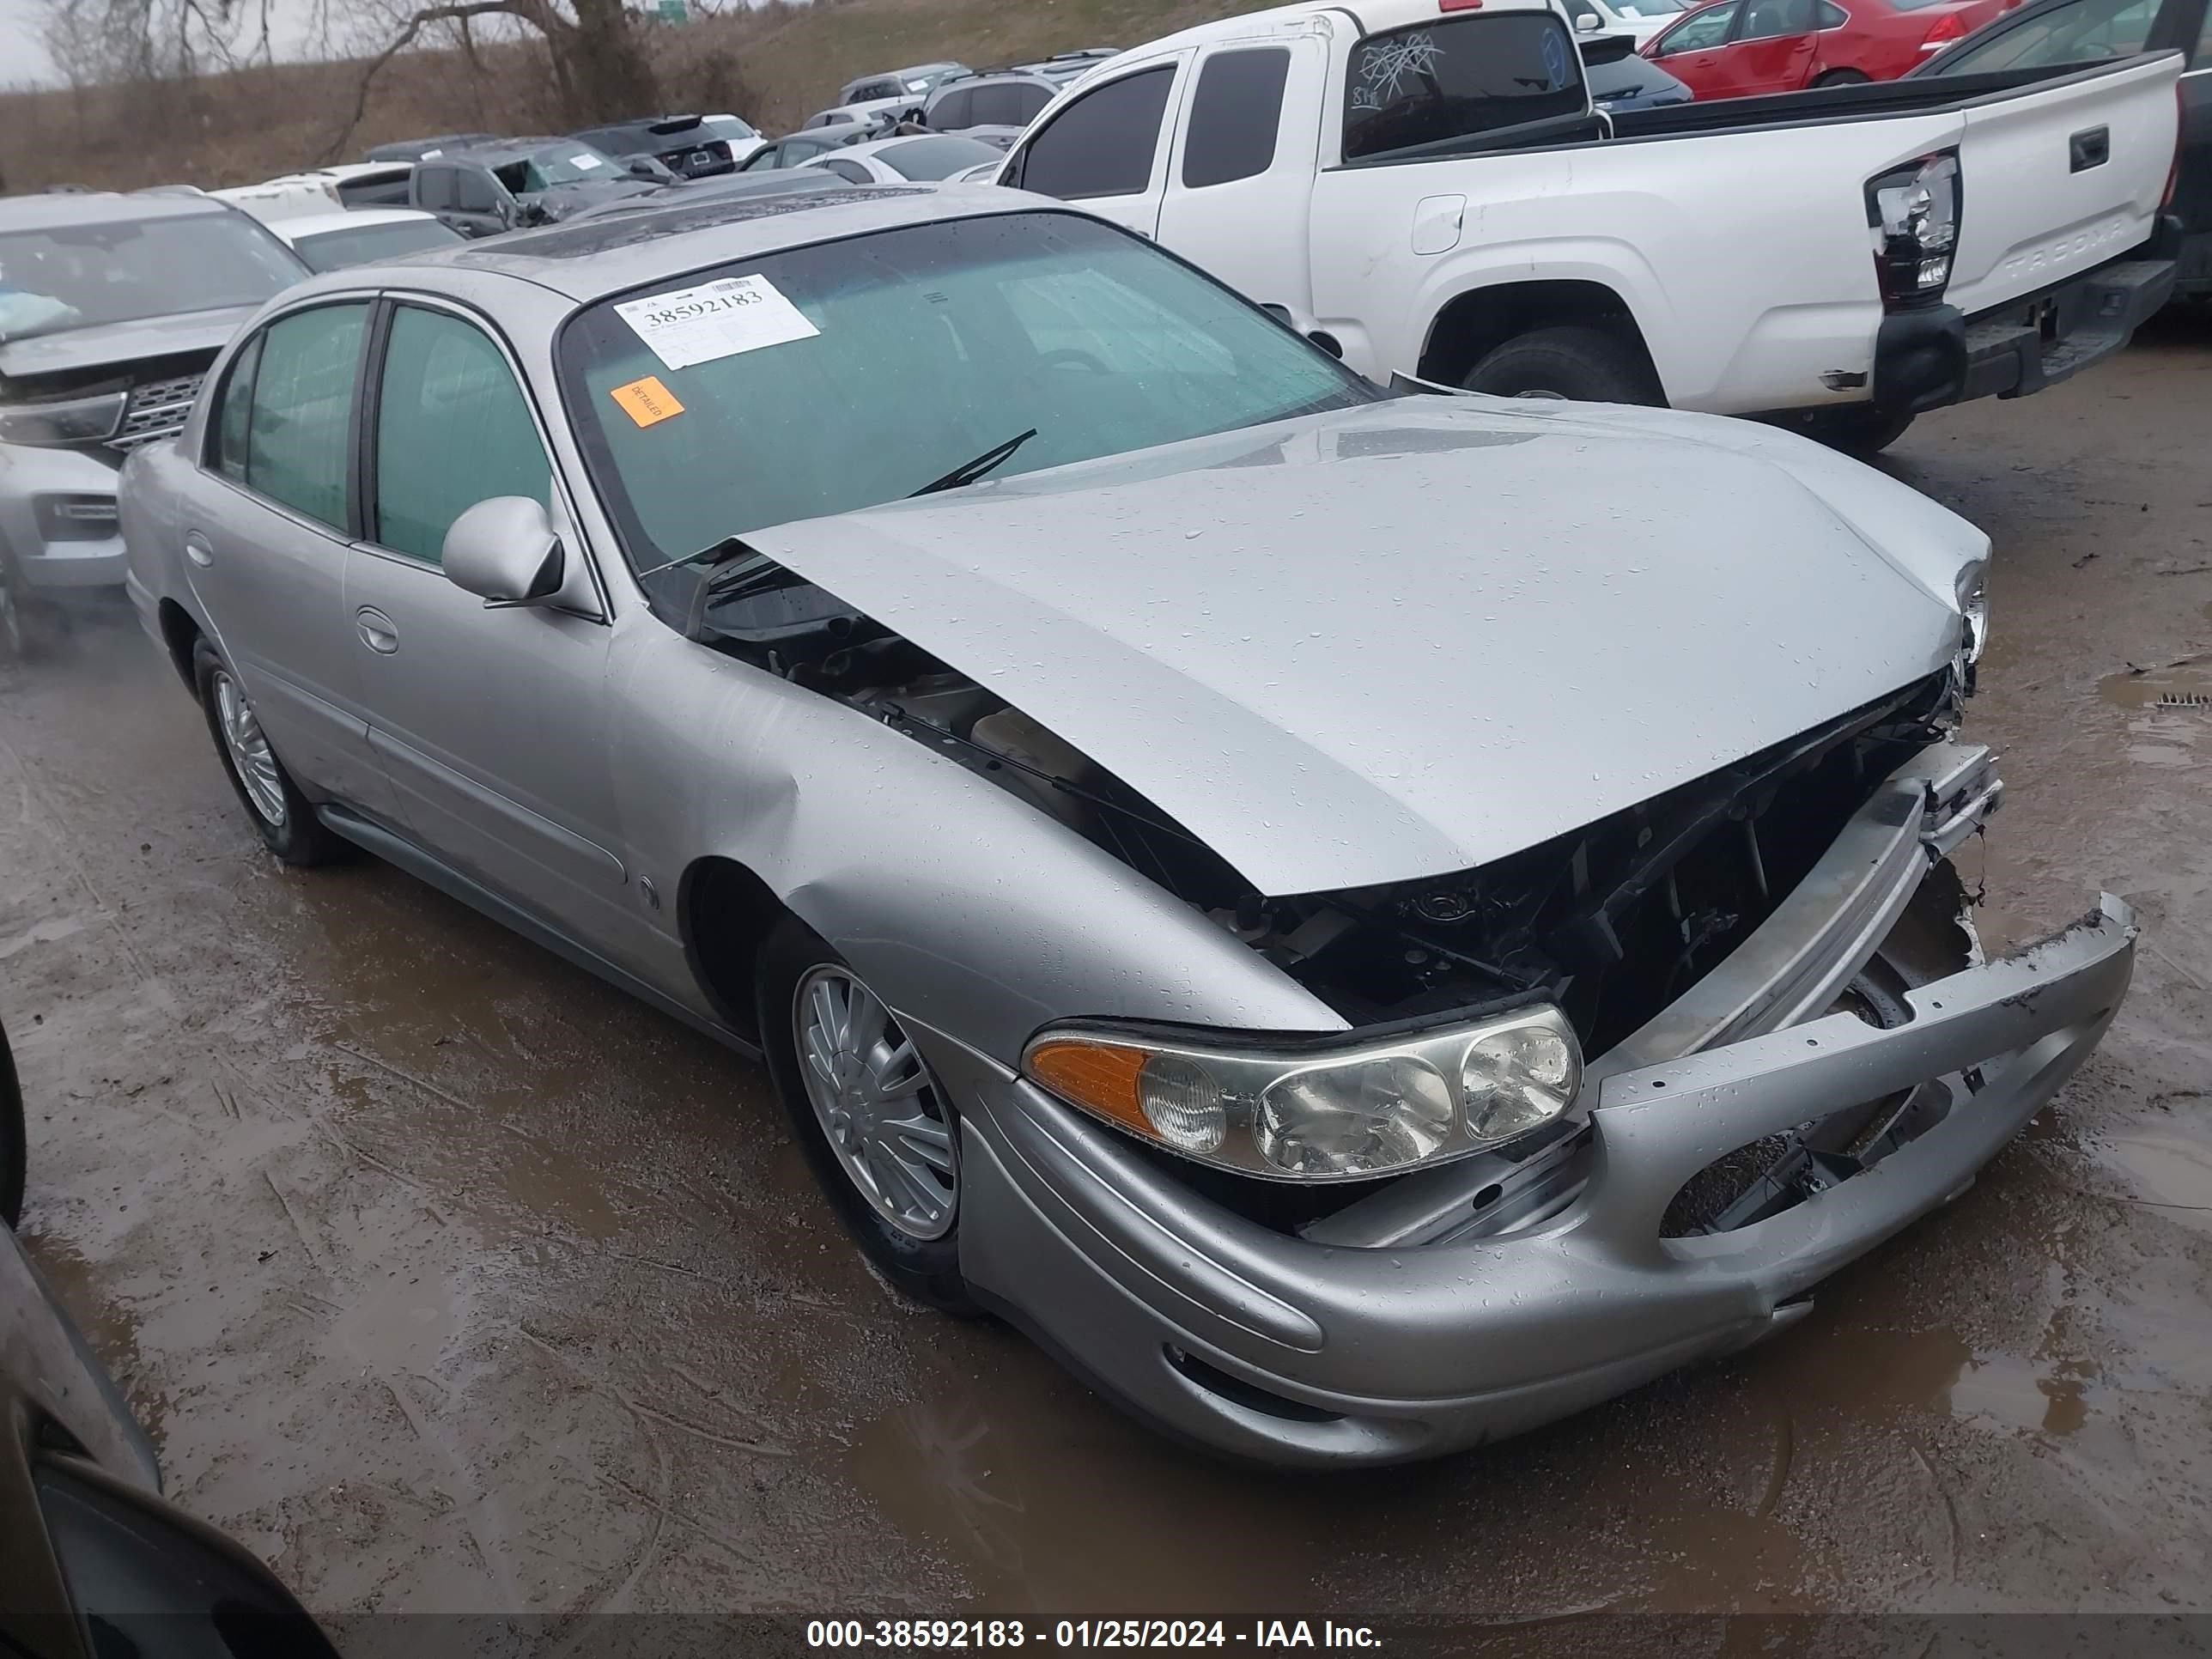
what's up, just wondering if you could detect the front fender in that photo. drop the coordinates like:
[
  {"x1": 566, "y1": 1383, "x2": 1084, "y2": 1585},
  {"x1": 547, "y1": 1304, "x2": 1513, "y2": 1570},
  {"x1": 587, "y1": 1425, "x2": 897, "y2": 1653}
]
[{"x1": 609, "y1": 626, "x2": 1346, "y2": 1064}]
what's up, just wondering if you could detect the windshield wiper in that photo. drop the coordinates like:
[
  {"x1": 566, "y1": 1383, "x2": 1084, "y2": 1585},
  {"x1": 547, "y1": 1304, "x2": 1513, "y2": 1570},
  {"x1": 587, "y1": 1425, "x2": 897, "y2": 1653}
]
[
  {"x1": 635, "y1": 534, "x2": 758, "y2": 581},
  {"x1": 908, "y1": 428, "x2": 1038, "y2": 499}
]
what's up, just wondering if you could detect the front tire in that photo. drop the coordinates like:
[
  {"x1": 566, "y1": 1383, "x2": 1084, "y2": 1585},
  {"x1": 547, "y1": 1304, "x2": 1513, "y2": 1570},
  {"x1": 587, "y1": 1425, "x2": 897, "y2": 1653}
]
[
  {"x1": 1461, "y1": 325, "x2": 1662, "y2": 404},
  {"x1": 757, "y1": 917, "x2": 975, "y2": 1314},
  {"x1": 1814, "y1": 68, "x2": 1870, "y2": 87},
  {"x1": 191, "y1": 639, "x2": 347, "y2": 867}
]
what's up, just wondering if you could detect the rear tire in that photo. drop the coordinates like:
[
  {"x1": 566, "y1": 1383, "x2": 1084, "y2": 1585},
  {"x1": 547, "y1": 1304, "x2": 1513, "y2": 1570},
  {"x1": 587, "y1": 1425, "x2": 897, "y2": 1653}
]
[
  {"x1": 757, "y1": 916, "x2": 977, "y2": 1315},
  {"x1": 1461, "y1": 325, "x2": 1662, "y2": 404},
  {"x1": 191, "y1": 639, "x2": 348, "y2": 867}
]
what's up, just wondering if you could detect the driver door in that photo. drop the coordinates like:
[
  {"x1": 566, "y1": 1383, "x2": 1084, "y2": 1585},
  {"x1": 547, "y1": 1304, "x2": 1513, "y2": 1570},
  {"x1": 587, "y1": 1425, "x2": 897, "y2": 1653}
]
[
  {"x1": 1650, "y1": 0, "x2": 1747, "y2": 94},
  {"x1": 341, "y1": 298, "x2": 643, "y2": 967},
  {"x1": 1004, "y1": 58, "x2": 1190, "y2": 239}
]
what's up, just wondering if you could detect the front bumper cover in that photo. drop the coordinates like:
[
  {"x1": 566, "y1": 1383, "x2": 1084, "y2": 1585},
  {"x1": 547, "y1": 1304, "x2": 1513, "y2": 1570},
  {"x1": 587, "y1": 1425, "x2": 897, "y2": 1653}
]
[{"x1": 923, "y1": 768, "x2": 2136, "y2": 1467}]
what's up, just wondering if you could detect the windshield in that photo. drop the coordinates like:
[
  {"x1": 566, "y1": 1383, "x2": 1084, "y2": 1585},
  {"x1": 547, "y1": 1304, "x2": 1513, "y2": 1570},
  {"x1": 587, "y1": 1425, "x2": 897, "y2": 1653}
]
[
  {"x1": 497, "y1": 144, "x2": 618, "y2": 193},
  {"x1": 559, "y1": 211, "x2": 1375, "y2": 588},
  {"x1": 292, "y1": 217, "x2": 465, "y2": 272},
  {"x1": 0, "y1": 213, "x2": 302, "y2": 344}
]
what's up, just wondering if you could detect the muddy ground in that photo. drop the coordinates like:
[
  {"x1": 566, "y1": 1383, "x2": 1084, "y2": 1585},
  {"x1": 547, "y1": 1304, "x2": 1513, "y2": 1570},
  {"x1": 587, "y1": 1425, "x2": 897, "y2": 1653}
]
[{"x1": 2, "y1": 310, "x2": 2208, "y2": 1636}]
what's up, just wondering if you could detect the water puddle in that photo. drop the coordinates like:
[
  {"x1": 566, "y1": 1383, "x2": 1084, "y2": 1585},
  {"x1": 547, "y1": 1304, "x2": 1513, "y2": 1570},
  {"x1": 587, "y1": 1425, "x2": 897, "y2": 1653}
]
[
  {"x1": 2091, "y1": 1122, "x2": 2212, "y2": 1234},
  {"x1": 2096, "y1": 660, "x2": 2211, "y2": 771}
]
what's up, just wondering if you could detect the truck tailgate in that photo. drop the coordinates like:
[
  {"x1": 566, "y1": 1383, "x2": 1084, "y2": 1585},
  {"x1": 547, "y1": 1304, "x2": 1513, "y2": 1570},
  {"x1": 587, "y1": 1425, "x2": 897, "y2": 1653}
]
[{"x1": 1945, "y1": 52, "x2": 2181, "y2": 317}]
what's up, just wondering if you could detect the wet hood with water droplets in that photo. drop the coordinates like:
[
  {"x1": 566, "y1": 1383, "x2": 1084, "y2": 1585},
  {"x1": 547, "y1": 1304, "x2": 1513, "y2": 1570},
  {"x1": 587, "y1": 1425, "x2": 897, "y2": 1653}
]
[{"x1": 746, "y1": 398, "x2": 1983, "y2": 896}]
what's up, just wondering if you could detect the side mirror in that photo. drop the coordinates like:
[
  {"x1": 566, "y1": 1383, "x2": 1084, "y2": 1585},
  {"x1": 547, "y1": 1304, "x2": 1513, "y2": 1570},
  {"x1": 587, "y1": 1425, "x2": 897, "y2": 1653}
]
[
  {"x1": 1575, "y1": 10, "x2": 1601, "y2": 28},
  {"x1": 443, "y1": 497, "x2": 564, "y2": 607}
]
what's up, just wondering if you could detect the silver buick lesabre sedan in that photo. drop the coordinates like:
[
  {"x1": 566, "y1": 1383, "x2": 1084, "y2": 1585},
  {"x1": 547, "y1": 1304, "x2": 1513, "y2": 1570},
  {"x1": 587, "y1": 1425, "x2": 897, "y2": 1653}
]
[{"x1": 119, "y1": 186, "x2": 2136, "y2": 1467}]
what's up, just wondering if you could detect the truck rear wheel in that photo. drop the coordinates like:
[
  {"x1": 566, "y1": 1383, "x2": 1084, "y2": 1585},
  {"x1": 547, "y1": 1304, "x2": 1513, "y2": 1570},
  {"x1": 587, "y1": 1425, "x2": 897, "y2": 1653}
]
[{"x1": 1462, "y1": 326, "x2": 1661, "y2": 405}]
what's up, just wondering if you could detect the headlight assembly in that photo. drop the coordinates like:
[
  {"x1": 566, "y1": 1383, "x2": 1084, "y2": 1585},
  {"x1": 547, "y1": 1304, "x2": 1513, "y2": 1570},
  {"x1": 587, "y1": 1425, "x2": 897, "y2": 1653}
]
[
  {"x1": 1023, "y1": 1004, "x2": 1584, "y2": 1182},
  {"x1": 1955, "y1": 559, "x2": 1988, "y2": 667},
  {"x1": 0, "y1": 391, "x2": 127, "y2": 447}
]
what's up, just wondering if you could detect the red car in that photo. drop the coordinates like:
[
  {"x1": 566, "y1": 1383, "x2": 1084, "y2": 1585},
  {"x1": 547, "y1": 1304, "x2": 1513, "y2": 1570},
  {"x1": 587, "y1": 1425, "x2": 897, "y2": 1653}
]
[{"x1": 1640, "y1": 0, "x2": 2021, "y2": 96}]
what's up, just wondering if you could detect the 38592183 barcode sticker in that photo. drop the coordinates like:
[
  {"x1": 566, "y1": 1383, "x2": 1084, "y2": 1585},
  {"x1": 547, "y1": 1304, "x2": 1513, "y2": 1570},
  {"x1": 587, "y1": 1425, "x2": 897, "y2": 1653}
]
[{"x1": 614, "y1": 274, "x2": 821, "y2": 372}]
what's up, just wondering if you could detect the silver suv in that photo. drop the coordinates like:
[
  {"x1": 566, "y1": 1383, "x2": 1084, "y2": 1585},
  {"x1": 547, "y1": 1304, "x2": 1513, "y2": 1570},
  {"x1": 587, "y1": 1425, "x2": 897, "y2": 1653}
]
[{"x1": 0, "y1": 191, "x2": 304, "y2": 650}]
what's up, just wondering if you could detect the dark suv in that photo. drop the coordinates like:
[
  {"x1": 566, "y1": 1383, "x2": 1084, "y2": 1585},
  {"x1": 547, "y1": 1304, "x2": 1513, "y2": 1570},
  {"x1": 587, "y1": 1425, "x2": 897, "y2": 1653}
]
[
  {"x1": 408, "y1": 137, "x2": 655, "y2": 238},
  {"x1": 570, "y1": 114, "x2": 738, "y2": 179}
]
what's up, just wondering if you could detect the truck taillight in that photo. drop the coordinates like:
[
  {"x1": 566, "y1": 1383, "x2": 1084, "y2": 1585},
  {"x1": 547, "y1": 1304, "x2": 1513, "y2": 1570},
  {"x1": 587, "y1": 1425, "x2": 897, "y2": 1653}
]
[
  {"x1": 1917, "y1": 10, "x2": 1968, "y2": 51},
  {"x1": 1866, "y1": 149, "x2": 1960, "y2": 312},
  {"x1": 1439, "y1": 0, "x2": 1484, "y2": 9}
]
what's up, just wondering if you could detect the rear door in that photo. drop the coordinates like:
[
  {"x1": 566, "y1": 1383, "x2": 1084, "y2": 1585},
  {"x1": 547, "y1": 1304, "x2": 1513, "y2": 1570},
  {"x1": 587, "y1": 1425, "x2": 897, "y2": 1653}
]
[
  {"x1": 185, "y1": 301, "x2": 395, "y2": 819},
  {"x1": 1156, "y1": 37, "x2": 1328, "y2": 320},
  {"x1": 1003, "y1": 57, "x2": 1191, "y2": 237},
  {"x1": 1933, "y1": 30, "x2": 2181, "y2": 313},
  {"x1": 1726, "y1": 0, "x2": 1826, "y2": 89},
  {"x1": 2182, "y1": 0, "x2": 2212, "y2": 277}
]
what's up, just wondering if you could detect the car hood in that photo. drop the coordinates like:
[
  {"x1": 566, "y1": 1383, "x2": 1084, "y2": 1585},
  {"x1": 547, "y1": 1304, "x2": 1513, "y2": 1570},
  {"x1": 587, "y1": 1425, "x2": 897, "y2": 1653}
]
[
  {"x1": 532, "y1": 179, "x2": 658, "y2": 217},
  {"x1": 748, "y1": 398, "x2": 1983, "y2": 896},
  {"x1": 0, "y1": 304, "x2": 261, "y2": 385}
]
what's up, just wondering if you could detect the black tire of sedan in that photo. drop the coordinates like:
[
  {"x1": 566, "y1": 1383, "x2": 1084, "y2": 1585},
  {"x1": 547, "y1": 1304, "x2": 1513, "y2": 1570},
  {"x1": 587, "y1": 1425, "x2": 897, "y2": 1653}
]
[
  {"x1": 1462, "y1": 325, "x2": 1662, "y2": 404},
  {"x1": 757, "y1": 916, "x2": 978, "y2": 1315},
  {"x1": 191, "y1": 639, "x2": 348, "y2": 867},
  {"x1": 2, "y1": 1021, "x2": 25, "y2": 1230},
  {"x1": 1814, "y1": 68, "x2": 1871, "y2": 86}
]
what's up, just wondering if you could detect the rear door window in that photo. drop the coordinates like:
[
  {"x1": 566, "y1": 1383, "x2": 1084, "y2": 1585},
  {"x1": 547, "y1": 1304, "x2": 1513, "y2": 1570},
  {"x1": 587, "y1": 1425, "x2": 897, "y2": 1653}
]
[
  {"x1": 1344, "y1": 14, "x2": 1588, "y2": 159},
  {"x1": 1017, "y1": 65, "x2": 1176, "y2": 198},
  {"x1": 932, "y1": 87, "x2": 976, "y2": 127},
  {"x1": 1182, "y1": 47, "x2": 1292, "y2": 187},
  {"x1": 245, "y1": 303, "x2": 369, "y2": 532},
  {"x1": 416, "y1": 166, "x2": 457, "y2": 209}
]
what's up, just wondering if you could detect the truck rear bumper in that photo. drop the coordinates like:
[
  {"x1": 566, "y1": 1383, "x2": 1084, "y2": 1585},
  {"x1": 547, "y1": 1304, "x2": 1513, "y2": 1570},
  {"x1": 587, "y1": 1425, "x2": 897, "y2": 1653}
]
[{"x1": 1875, "y1": 255, "x2": 2175, "y2": 414}]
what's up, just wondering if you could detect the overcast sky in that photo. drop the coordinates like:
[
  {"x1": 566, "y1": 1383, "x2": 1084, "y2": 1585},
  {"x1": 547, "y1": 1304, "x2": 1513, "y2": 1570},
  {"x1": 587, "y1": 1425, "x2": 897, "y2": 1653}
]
[
  {"x1": 0, "y1": 0, "x2": 331, "y2": 84},
  {"x1": 0, "y1": 0, "x2": 793, "y2": 84}
]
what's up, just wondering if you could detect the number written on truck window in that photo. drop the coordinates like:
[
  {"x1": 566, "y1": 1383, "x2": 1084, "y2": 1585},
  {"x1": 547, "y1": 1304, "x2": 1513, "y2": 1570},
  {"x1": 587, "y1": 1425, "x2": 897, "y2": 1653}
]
[{"x1": 1344, "y1": 14, "x2": 1590, "y2": 160}]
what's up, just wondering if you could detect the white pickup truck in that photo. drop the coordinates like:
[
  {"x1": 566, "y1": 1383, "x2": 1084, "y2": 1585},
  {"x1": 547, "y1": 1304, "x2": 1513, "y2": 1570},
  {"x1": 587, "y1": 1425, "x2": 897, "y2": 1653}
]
[{"x1": 996, "y1": 0, "x2": 2181, "y2": 450}]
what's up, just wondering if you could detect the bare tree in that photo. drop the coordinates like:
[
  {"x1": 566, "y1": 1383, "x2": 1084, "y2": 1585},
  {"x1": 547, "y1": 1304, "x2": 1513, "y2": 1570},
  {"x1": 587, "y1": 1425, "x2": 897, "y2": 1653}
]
[{"x1": 321, "y1": 0, "x2": 659, "y2": 159}]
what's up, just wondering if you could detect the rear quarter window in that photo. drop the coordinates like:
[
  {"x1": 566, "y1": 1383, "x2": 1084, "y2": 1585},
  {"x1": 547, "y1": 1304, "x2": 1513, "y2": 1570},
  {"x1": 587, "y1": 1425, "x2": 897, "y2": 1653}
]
[
  {"x1": 1182, "y1": 47, "x2": 1292, "y2": 188},
  {"x1": 1345, "y1": 15, "x2": 1588, "y2": 160}
]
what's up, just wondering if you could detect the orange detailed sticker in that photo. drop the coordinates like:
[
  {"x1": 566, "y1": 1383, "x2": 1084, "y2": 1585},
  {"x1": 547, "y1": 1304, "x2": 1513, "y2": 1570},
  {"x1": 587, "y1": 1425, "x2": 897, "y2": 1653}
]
[{"x1": 610, "y1": 374, "x2": 684, "y2": 428}]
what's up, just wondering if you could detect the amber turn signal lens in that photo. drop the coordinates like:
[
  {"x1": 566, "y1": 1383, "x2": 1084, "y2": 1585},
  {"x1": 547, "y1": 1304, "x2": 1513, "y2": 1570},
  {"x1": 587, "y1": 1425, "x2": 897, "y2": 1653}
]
[{"x1": 1024, "y1": 1039, "x2": 1150, "y2": 1133}]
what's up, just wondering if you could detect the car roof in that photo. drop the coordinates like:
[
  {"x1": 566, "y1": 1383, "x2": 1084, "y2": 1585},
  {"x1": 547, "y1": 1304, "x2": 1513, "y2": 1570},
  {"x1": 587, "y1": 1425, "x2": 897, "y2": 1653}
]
[
  {"x1": 0, "y1": 190, "x2": 240, "y2": 231},
  {"x1": 275, "y1": 207, "x2": 443, "y2": 239},
  {"x1": 1125, "y1": 0, "x2": 1557, "y2": 56},
  {"x1": 829, "y1": 135, "x2": 1010, "y2": 163},
  {"x1": 336, "y1": 184, "x2": 1048, "y2": 302},
  {"x1": 435, "y1": 137, "x2": 577, "y2": 165},
  {"x1": 933, "y1": 69, "x2": 1057, "y2": 90}
]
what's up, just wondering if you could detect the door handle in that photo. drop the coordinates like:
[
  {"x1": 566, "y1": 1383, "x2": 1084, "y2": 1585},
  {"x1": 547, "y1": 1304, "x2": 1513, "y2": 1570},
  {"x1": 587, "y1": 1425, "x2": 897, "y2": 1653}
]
[
  {"x1": 2069, "y1": 125, "x2": 2109, "y2": 172},
  {"x1": 356, "y1": 606, "x2": 398, "y2": 654},
  {"x1": 184, "y1": 532, "x2": 213, "y2": 568}
]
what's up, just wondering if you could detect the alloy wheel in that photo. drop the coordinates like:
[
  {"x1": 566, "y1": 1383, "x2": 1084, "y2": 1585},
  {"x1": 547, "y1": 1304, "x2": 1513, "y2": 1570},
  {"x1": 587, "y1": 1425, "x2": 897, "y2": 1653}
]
[
  {"x1": 212, "y1": 669, "x2": 287, "y2": 829},
  {"x1": 793, "y1": 965, "x2": 957, "y2": 1242}
]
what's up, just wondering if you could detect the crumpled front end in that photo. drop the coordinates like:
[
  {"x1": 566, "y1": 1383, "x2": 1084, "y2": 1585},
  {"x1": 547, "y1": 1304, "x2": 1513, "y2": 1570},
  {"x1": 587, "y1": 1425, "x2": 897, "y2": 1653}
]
[{"x1": 920, "y1": 740, "x2": 2136, "y2": 1466}]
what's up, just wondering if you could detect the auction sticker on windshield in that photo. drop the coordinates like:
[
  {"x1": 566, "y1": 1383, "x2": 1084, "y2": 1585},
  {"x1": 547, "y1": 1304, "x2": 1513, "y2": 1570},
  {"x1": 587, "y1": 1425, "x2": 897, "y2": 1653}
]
[{"x1": 615, "y1": 274, "x2": 820, "y2": 371}]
